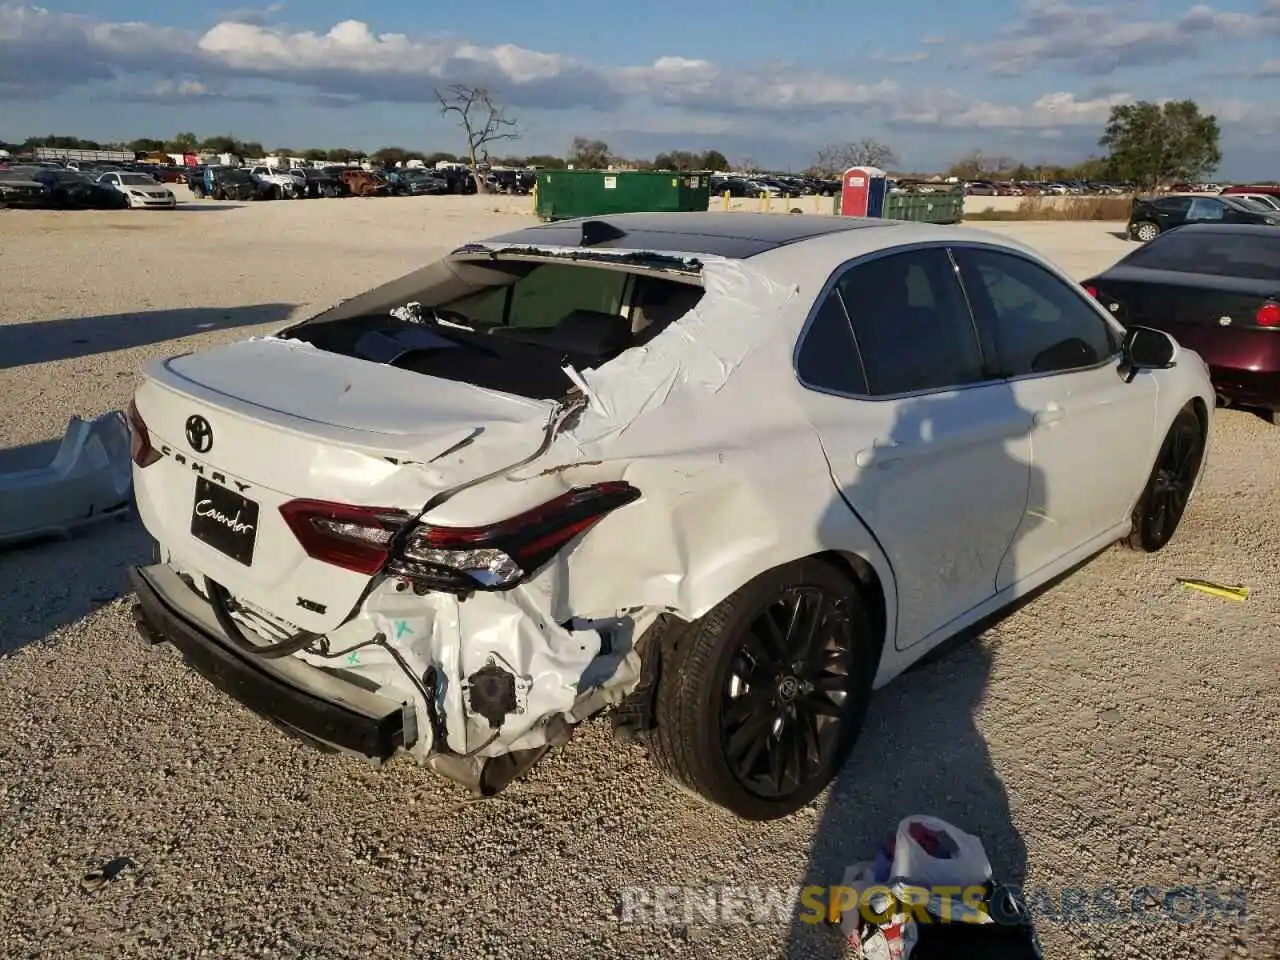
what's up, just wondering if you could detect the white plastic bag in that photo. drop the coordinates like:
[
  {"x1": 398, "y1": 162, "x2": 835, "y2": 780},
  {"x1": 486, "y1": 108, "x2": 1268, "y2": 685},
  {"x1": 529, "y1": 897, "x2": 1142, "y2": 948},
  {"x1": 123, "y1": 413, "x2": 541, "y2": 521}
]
[{"x1": 889, "y1": 815, "x2": 992, "y2": 890}]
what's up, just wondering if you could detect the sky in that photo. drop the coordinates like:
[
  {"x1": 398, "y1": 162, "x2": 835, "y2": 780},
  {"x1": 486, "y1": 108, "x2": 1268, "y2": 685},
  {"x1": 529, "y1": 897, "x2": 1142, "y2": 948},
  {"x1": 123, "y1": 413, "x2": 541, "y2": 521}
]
[{"x1": 1, "y1": 1, "x2": 1278, "y2": 177}]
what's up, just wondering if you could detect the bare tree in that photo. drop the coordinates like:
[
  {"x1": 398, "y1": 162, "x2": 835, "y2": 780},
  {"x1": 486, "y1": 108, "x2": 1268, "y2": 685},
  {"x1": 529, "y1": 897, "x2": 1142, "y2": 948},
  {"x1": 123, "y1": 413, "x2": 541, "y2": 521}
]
[
  {"x1": 434, "y1": 84, "x2": 520, "y2": 193},
  {"x1": 811, "y1": 138, "x2": 900, "y2": 177}
]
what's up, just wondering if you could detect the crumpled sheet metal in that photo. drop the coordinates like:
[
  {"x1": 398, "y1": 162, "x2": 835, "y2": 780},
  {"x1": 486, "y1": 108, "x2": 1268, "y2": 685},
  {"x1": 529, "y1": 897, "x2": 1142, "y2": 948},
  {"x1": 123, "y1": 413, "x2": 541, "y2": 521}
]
[
  {"x1": 315, "y1": 257, "x2": 848, "y2": 757},
  {"x1": 0, "y1": 411, "x2": 133, "y2": 547},
  {"x1": 552, "y1": 257, "x2": 800, "y2": 454},
  {"x1": 312, "y1": 580, "x2": 639, "y2": 757}
]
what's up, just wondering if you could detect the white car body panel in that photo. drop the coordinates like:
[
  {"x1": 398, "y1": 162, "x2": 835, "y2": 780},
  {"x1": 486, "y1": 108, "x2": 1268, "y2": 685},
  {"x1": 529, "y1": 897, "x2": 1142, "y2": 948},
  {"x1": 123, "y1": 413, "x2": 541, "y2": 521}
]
[
  {"x1": 997, "y1": 362, "x2": 1157, "y2": 589},
  {"x1": 97, "y1": 173, "x2": 176, "y2": 207},
  {"x1": 130, "y1": 220, "x2": 1216, "y2": 777},
  {"x1": 248, "y1": 166, "x2": 302, "y2": 196}
]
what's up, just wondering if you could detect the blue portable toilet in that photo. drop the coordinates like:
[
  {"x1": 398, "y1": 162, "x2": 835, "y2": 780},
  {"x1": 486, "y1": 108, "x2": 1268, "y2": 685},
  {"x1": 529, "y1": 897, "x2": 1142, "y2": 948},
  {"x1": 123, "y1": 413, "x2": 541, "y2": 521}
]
[{"x1": 840, "y1": 166, "x2": 890, "y2": 217}]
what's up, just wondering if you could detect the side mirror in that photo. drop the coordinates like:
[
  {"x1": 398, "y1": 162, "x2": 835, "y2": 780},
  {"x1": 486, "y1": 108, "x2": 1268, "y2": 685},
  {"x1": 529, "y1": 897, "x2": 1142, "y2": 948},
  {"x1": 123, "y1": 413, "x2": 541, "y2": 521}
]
[{"x1": 1121, "y1": 326, "x2": 1176, "y2": 382}]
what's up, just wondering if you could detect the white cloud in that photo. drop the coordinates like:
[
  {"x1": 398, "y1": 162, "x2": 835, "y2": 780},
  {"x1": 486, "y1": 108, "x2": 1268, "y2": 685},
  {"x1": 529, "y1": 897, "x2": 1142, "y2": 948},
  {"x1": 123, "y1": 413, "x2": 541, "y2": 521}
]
[
  {"x1": 971, "y1": 0, "x2": 1280, "y2": 76},
  {"x1": 0, "y1": 2, "x2": 1269, "y2": 146}
]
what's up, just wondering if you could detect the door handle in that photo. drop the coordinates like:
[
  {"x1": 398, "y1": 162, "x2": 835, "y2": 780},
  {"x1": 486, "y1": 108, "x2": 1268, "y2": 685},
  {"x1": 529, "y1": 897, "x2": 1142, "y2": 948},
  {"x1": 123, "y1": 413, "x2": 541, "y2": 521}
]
[
  {"x1": 855, "y1": 442, "x2": 909, "y2": 468},
  {"x1": 1033, "y1": 404, "x2": 1065, "y2": 425}
]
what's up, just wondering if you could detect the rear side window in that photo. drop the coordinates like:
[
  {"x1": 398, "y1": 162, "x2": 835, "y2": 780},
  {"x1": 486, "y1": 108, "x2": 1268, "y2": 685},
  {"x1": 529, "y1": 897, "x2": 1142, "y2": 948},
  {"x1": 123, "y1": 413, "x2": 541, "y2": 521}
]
[
  {"x1": 955, "y1": 248, "x2": 1118, "y2": 376},
  {"x1": 1121, "y1": 231, "x2": 1280, "y2": 282},
  {"x1": 795, "y1": 292, "x2": 868, "y2": 395},
  {"x1": 834, "y1": 248, "x2": 987, "y2": 396},
  {"x1": 1152, "y1": 197, "x2": 1191, "y2": 215},
  {"x1": 1186, "y1": 198, "x2": 1226, "y2": 221}
]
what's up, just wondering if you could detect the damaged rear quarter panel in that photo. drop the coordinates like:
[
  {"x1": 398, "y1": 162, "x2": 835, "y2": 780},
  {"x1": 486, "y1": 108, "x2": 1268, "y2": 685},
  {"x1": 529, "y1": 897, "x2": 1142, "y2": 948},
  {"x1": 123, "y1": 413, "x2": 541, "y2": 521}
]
[
  {"x1": 452, "y1": 256, "x2": 900, "y2": 666},
  {"x1": 317, "y1": 257, "x2": 903, "y2": 760}
]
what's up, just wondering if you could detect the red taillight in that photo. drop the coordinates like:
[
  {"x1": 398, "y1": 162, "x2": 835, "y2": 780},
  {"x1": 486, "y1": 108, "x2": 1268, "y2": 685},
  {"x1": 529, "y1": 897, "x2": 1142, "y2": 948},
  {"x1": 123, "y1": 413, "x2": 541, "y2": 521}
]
[
  {"x1": 391, "y1": 481, "x2": 642, "y2": 592},
  {"x1": 1257, "y1": 302, "x2": 1280, "y2": 327},
  {"x1": 1084, "y1": 285, "x2": 1098, "y2": 298},
  {"x1": 126, "y1": 398, "x2": 161, "y2": 467},
  {"x1": 279, "y1": 500, "x2": 412, "y2": 575}
]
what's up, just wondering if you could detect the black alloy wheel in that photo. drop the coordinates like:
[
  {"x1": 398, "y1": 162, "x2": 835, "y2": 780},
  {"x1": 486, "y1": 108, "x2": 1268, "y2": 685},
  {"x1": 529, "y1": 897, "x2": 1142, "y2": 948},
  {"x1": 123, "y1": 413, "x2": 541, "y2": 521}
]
[
  {"x1": 1126, "y1": 407, "x2": 1204, "y2": 552},
  {"x1": 648, "y1": 559, "x2": 877, "y2": 820},
  {"x1": 719, "y1": 586, "x2": 855, "y2": 800}
]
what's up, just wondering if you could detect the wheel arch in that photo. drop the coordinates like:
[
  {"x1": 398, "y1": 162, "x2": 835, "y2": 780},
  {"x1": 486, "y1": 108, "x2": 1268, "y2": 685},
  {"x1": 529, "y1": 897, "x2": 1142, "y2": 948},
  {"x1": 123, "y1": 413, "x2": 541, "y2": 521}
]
[{"x1": 813, "y1": 549, "x2": 889, "y2": 665}]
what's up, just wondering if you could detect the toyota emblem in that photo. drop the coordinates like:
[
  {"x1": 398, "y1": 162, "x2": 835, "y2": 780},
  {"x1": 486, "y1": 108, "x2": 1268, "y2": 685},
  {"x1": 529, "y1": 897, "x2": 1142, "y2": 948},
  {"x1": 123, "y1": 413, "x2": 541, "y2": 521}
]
[{"x1": 185, "y1": 415, "x2": 213, "y2": 453}]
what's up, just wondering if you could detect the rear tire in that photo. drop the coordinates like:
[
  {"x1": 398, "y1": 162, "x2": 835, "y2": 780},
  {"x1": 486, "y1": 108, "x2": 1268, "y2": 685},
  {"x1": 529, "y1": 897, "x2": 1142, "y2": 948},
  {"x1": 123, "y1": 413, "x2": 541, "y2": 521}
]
[
  {"x1": 648, "y1": 559, "x2": 878, "y2": 820},
  {"x1": 1124, "y1": 406, "x2": 1205, "y2": 552},
  {"x1": 1133, "y1": 221, "x2": 1160, "y2": 242}
]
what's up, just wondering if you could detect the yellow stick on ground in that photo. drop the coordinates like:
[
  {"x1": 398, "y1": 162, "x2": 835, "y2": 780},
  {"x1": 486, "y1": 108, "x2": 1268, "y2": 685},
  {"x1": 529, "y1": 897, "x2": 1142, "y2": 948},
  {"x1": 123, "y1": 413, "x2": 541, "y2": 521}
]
[{"x1": 1177, "y1": 578, "x2": 1249, "y2": 601}]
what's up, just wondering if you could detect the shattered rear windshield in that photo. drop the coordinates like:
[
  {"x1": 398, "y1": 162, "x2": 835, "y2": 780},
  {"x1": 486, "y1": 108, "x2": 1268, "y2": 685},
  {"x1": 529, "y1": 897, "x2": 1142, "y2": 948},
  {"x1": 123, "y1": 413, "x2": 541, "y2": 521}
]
[{"x1": 285, "y1": 259, "x2": 706, "y2": 400}]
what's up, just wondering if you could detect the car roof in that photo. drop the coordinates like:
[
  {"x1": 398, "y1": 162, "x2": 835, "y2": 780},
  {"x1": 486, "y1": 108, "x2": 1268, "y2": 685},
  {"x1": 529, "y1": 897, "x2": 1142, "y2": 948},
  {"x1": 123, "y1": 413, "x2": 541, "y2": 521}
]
[
  {"x1": 479, "y1": 212, "x2": 901, "y2": 259},
  {"x1": 1157, "y1": 223, "x2": 1280, "y2": 237}
]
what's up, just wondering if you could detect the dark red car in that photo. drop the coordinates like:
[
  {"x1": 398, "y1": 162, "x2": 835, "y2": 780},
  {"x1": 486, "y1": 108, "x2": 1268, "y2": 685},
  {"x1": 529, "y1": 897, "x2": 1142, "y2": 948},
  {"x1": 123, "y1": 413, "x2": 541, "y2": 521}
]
[{"x1": 1084, "y1": 223, "x2": 1280, "y2": 420}]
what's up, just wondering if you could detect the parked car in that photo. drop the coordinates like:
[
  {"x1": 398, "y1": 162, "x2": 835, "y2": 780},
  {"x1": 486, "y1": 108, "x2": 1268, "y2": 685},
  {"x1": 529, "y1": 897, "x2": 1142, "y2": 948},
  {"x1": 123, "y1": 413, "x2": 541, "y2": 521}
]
[
  {"x1": 484, "y1": 169, "x2": 536, "y2": 194},
  {"x1": 1084, "y1": 224, "x2": 1280, "y2": 419},
  {"x1": 193, "y1": 167, "x2": 273, "y2": 201},
  {"x1": 1221, "y1": 184, "x2": 1280, "y2": 202},
  {"x1": 291, "y1": 167, "x2": 348, "y2": 198},
  {"x1": 126, "y1": 213, "x2": 1213, "y2": 820},
  {"x1": 386, "y1": 169, "x2": 450, "y2": 196},
  {"x1": 1220, "y1": 192, "x2": 1280, "y2": 212},
  {"x1": 0, "y1": 168, "x2": 52, "y2": 208},
  {"x1": 338, "y1": 169, "x2": 390, "y2": 197},
  {"x1": 147, "y1": 165, "x2": 190, "y2": 184},
  {"x1": 1126, "y1": 193, "x2": 1280, "y2": 241},
  {"x1": 248, "y1": 165, "x2": 305, "y2": 199},
  {"x1": 96, "y1": 171, "x2": 177, "y2": 208},
  {"x1": 441, "y1": 167, "x2": 479, "y2": 194},
  {"x1": 708, "y1": 176, "x2": 757, "y2": 198},
  {"x1": 24, "y1": 167, "x2": 128, "y2": 208}
]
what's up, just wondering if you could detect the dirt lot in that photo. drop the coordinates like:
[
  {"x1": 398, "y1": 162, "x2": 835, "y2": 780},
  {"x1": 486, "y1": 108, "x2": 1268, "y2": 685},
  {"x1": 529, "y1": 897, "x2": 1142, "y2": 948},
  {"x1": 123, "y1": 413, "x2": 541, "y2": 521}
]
[{"x1": 0, "y1": 196, "x2": 1276, "y2": 960}]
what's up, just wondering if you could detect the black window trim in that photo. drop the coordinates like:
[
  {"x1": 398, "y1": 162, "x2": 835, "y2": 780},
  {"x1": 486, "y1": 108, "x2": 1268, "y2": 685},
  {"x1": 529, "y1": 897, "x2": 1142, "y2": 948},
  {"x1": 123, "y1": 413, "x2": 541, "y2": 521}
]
[
  {"x1": 949, "y1": 241, "x2": 1125, "y2": 383},
  {"x1": 793, "y1": 239, "x2": 1128, "y2": 400},
  {"x1": 792, "y1": 240, "x2": 999, "y2": 402}
]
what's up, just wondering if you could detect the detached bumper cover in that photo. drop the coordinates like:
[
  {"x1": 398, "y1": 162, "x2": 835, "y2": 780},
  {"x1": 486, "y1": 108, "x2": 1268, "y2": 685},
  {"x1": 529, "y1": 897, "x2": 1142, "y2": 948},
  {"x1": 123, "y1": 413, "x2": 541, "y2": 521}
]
[{"x1": 130, "y1": 564, "x2": 410, "y2": 759}]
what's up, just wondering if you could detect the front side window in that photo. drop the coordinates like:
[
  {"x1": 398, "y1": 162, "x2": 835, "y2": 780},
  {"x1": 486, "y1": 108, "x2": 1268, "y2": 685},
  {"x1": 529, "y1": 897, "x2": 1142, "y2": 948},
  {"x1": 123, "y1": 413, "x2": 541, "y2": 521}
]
[
  {"x1": 833, "y1": 248, "x2": 987, "y2": 396},
  {"x1": 955, "y1": 247, "x2": 1118, "y2": 377}
]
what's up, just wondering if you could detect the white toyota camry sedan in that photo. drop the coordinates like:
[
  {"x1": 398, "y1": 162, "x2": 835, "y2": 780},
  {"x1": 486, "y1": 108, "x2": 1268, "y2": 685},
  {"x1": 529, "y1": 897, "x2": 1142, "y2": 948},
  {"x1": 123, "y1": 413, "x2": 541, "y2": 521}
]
[{"x1": 127, "y1": 213, "x2": 1214, "y2": 820}]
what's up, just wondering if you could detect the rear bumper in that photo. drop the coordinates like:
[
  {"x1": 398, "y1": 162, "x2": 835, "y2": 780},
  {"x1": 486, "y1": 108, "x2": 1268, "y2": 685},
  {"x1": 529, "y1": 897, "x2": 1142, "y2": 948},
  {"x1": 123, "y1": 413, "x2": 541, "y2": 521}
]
[
  {"x1": 130, "y1": 563, "x2": 411, "y2": 760},
  {"x1": 1210, "y1": 366, "x2": 1280, "y2": 410}
]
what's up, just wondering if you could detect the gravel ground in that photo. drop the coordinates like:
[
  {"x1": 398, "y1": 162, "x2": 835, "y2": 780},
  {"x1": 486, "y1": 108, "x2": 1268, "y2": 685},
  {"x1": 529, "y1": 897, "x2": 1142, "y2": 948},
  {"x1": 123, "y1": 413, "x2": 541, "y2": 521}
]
[{"x1": 0, "y1": 195, "x2": 1276, "y2": 960}]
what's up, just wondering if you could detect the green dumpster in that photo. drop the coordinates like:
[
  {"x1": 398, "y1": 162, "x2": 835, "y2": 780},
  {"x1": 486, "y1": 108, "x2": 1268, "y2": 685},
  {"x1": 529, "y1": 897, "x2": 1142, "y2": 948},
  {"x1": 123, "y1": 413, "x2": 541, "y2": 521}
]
[
  {"x1": 883, "y1": 190, "x2": 964, "y2": 224},
  {"x1": 534, "y1": 169, "x2": 712, "y2": 220}
]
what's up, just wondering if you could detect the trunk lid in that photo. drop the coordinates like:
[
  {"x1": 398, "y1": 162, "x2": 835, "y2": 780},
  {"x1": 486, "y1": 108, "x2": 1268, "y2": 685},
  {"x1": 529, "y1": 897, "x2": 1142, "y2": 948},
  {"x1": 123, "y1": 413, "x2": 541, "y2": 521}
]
[{"x1": 133, "y1": 337, "x2": 554, "y2": 632}]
